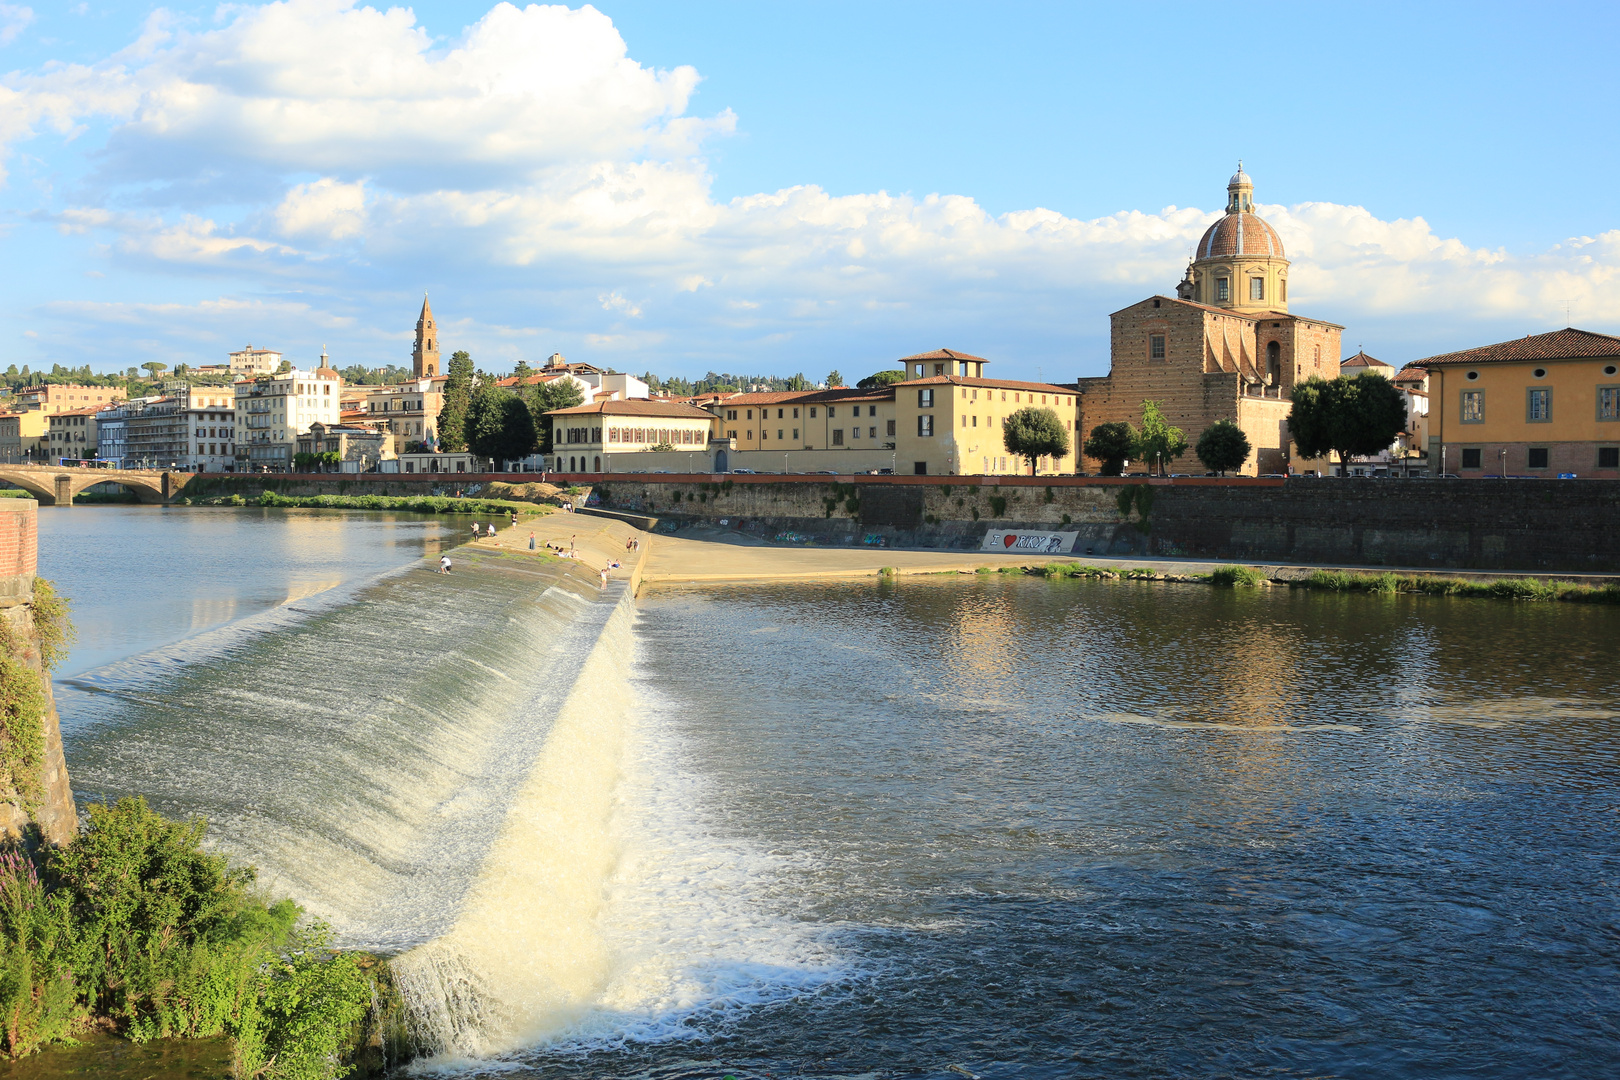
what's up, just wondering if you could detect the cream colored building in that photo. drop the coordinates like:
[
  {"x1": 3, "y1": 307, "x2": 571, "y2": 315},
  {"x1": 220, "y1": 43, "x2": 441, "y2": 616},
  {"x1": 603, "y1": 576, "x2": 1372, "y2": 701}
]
[
  {"x1": 45, "y1": 407, "x2": 109, "y2": 461},
  {"x1": 235, "y1": 363, "x2": 344, "y2": 471},
  {"x1": 229, "y1": 346, "x2": 283, "y2": 376},
  {"x1": 13, "y1": 384, "x2": 127, "y2": 416},
  {"x1": 548, "y1": 399, "x2": 717, "y2": 473},
  {"x1": 363, "y1": 377, "x2": 446, "y2": 452}
]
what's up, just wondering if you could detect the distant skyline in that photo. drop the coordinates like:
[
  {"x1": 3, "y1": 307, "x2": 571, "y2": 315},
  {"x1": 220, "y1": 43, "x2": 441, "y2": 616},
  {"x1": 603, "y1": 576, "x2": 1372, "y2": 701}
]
[{"x1": 2, "y1": 0, "x2": 1618, "y2": 382}]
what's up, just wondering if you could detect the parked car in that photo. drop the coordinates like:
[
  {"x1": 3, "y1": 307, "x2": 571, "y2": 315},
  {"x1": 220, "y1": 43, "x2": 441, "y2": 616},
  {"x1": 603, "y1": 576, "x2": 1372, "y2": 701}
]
[{"x1": 730, "y1": 468, "x2": 758, "y2": 474}]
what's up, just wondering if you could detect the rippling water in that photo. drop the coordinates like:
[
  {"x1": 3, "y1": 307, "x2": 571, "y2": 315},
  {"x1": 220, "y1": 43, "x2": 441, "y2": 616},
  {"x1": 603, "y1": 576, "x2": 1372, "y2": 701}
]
[{"x1": 19, "y1": 513, "x2": 1620, "y2": 1078}]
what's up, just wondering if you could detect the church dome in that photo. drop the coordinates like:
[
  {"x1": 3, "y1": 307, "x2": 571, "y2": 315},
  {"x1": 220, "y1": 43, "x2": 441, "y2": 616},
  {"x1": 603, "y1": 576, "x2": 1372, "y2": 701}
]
[
  {"x1": 1229, "y1": 167, "x2": 1251, "y2": 188},
  {"x1": 1197, "y1": 212, "x2": 1285, "y2": 259}
]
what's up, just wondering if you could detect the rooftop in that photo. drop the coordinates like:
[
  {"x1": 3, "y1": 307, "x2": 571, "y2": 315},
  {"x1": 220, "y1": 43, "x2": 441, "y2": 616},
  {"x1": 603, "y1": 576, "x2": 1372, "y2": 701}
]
[
  {"x1": 545, "y1": 399, "x2": 715, "y2": 419},
  {"x1": 895, "y1": 374, "x2": 1078, "y2": 395},
  {"x1": 1414, "y1": 328, "x2": 1620, "y2": 367}
]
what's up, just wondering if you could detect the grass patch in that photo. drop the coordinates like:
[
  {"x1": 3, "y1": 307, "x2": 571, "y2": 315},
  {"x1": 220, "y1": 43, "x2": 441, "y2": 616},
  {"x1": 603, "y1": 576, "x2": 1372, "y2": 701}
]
[
  {"x1": 1210, "y1": 565, "x2": 1267, "y2": 588},
  {"x1": 1299, "y1": 568, "x2": 1620, "y2": 604}
]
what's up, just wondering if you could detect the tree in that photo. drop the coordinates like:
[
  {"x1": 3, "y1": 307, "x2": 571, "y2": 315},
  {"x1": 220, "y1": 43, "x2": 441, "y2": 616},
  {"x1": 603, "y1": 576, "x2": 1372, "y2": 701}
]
[
  {"x1": 436, "y1": 351, "x2": 475, "y2": 451},
  {"x1": 1083, "y1": 421, "x2": 1137, "y2": 476},
  {"x1": 276, "y1": 359, "x2": 292, "y2": 374},
  {"x1": 1287, "y1": 373, "x2": 1406, "y2": 475},
  {"x1": 1195, "y1": 419, "x2": 1252, "y2": 475},
  {"x1": 140, "y1": 361, "x2": 167, "y2": 379},
  {"x1": 467, "y1": 380, "x2": 537, "y2": 464},
  {"x1": 857, "y1": 369, "x2": 907, "y2": 390},
  {"x1": 512, "y1": 359, "x2": 533, "y2": 383},
  {"x1": 826, "y1": 370, "x2": 844, "y2": 387},
  {"x1": 1137, "y1": 400, "x2": 1188, "y2": 475},
  {"x1": 1002, "y1": 407, "x2": 1071, "y2": 475},
  {"x1": 527, "y1": 376, "x2": 585, "y2": 455}
]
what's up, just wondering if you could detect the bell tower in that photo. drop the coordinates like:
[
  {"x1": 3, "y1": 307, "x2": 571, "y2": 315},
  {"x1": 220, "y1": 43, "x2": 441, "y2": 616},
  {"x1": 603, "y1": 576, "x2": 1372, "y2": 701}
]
[{"x1": 412, "y1": 294, "x2": 440, "y2": 378}]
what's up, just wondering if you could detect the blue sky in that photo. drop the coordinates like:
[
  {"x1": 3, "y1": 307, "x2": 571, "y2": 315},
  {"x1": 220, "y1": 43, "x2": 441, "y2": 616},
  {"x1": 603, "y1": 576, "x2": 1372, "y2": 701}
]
[{"x1": 3, "y1": 1, "x2": 1618, "y2": 382}]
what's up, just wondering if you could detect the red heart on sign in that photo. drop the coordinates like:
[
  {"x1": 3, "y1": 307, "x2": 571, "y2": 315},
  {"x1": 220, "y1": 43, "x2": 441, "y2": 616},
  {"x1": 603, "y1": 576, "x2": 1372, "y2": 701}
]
[{"x1": 1003, "y1": 534, "x2": 1016, "y2": 548}]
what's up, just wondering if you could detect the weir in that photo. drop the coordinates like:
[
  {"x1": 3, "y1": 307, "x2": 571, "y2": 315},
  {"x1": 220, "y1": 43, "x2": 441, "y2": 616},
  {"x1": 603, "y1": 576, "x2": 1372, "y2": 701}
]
[{"x1": 62, "y1": 541, "x2": 837, "y2": 1065}]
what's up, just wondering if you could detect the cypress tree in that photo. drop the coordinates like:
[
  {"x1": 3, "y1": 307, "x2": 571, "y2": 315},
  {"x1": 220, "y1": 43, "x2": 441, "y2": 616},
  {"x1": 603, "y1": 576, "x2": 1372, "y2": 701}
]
[{"x1": 436, "y1": 351, "x2": 474, "y2": 451}]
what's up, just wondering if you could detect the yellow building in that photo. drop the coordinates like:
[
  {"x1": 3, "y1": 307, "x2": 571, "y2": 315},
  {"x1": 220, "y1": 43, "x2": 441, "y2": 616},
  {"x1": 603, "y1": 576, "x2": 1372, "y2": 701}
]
[
  {"x1": 714, "y1": 389, "x2": 897, "y2": 452},
  {"x1": 0, "y1": 411, "x2": 49, "y2": 463},
  {"x1": 1418, "y1": 328, "x2": 1620, "y2": 478},
  {"x1": 891, "y1": 350, "x2": 1080, "y2": 476}
]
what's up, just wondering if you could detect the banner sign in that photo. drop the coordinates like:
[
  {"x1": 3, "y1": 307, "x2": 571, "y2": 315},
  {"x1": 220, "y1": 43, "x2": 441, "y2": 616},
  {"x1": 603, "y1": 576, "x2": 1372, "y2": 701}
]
[{"x1": 981, "y1": 530, "x2": 1080, "y2": 554}]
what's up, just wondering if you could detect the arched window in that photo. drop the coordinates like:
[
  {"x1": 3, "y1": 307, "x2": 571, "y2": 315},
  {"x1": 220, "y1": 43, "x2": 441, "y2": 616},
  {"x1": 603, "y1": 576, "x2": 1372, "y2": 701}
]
[
  {"x1": 593, "y1": 456, "x2": 600, "y2": 472},
  {"x1": 1266, "y1": 341, "x2": 1281, "y2": 383}
]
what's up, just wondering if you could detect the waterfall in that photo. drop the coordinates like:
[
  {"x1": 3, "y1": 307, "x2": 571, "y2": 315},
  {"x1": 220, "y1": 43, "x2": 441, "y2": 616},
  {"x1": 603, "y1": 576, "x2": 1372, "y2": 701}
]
[{"x1": 391, "y1": 593, "x2": 637, "y2": 1057}]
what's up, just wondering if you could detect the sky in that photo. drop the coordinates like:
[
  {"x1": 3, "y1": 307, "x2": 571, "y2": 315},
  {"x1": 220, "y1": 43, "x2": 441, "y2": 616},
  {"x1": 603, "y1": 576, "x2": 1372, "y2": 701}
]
[{"x1": 2, "y1": 0, "x2": 1618, "y2": 383}]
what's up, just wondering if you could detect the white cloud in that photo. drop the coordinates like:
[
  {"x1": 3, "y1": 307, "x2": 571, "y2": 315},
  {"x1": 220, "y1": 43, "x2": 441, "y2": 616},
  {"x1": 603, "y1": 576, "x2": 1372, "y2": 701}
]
[
  {"x1": 6, "y1": 1, "x2": 1618, "y2": 374},
  {"x1": 0, "y1": 5, "x2": 32, "y2": 48},
  {"x1": 275, "y1": 178, "x2": 367, "y2": 240}
]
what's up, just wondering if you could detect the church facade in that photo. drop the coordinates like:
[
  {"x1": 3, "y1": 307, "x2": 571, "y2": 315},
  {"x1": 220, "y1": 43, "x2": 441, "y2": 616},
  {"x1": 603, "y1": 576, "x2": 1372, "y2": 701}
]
[{"x1": 1075, "y1": 168, "x2": 1343, "y2": 475}]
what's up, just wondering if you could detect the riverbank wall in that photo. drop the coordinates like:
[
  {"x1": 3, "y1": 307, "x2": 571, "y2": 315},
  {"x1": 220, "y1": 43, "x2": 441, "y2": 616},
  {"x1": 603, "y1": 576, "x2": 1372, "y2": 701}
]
[
  {"x1": 592, "y1": 475, "x2": 1620, "y2": 574},
  {"x1": 0, "y1": 499, "x2": 77, "y2": 845}
]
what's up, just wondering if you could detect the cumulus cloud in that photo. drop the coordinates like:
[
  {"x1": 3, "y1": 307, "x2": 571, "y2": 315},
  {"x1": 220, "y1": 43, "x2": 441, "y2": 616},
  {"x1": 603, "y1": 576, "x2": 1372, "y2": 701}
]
[{"x1": 4, "y1": 1, "x2": 1616, "y2": 373}]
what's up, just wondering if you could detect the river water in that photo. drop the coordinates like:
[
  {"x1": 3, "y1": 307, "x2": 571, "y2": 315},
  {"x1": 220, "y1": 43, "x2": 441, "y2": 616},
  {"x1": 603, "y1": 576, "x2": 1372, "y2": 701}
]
[{"x1": 23, "y1": 509, "x2": 1620, "y2": 1078}]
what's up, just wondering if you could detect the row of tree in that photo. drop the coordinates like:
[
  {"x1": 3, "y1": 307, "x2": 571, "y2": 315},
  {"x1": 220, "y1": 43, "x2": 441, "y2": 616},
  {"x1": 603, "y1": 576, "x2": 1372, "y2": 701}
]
[{"x1": 1078, "y1": 372, "x2": 1407, "y2": 476}]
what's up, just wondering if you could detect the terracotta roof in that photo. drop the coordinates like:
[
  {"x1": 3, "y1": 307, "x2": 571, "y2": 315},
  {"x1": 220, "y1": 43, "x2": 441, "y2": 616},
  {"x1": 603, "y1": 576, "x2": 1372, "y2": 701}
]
[
  {"x1": 1414, "y1": 328, "x2": 1620, "y2": 367},
  {"x1": 1197, "y1": 211, "x2": 1286, "y2": 260},
  {"x1": 899, "y1": 348, "x2": 991, "y2": 363},
  {"x1": 894, "y1": 374, "x2": 1077, "y2": 396},
  {"x1": 545, "y1": 399, "x2": 714, "y2": 419},
  {"x1": 1339, "y1": 350, "x2": 1392, "y2": 370},
  {"x1": 1393, "y1": 365, "x2": 1428, "y2": 383}
]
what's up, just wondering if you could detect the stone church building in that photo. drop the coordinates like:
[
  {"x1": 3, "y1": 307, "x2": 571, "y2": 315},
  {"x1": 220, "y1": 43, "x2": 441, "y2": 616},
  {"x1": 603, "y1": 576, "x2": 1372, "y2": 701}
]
[{"x1": 1075, "y1": 168, "x2": 1343, "y2": 474}]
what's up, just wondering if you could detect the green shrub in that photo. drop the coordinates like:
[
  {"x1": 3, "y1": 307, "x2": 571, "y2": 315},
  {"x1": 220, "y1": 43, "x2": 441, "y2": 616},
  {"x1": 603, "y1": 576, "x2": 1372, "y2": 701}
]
[
  {"x1": 1210, "y1": 565, "x2": 1266, "y2": 588},
  {"x1": 0, "y1": 798, "x2": 376, "y2": 1077},
  {"x1": 988, "y1": 495, "x2": 1007, "y2": 517}
]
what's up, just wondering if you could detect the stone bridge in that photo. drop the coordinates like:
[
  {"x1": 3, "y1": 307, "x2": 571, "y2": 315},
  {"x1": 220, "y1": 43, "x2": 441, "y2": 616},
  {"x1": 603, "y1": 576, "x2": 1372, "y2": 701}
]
[{"x1": 0, "y1": 465, "x2": 192, "y2": 506}]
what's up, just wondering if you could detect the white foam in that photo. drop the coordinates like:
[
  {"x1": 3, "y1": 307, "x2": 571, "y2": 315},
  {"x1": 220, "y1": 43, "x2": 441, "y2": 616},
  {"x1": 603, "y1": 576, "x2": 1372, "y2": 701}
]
[{"x1": 393, "y1": 595, "x2": 847, "y2": 1066}]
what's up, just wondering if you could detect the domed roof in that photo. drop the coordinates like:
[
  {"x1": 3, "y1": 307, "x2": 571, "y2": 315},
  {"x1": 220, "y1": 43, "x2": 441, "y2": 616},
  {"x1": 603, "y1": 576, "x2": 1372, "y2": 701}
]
[
  {"x1": 1229, "y1": 167, "x2": 1252, "y2": 188},
  {"x1": 1197, "y1": 212, "x2": 1284, "y2": 260}
]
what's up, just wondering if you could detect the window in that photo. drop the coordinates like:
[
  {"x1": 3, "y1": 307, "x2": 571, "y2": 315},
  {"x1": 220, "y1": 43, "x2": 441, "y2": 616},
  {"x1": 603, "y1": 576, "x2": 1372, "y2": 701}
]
[
  {"x1": 793, "y1": 428, "x2": 799, "y2": 440},
  {"x1": 793, "y1": 408, "x2": 799, "y2": 418},
  {"x1": 828, "y1": 407, "x2": 836, "y2": 417},
  {"x1": 869, "y1": 426, "x2": 877, "y2": 439},
  {"x1": 1149, "y1": 334, "x2": 1166, "y2": 361},
  {"x1": 917, "y1": 415, "x2": 934, "y2": 437},
  {"x1": 1281, "y1": 279, "x2": 1287, "y2": 302},
  {"x1": 1527, "y1": 388, "x2": 1551, "y2": 422},
  {"x1": 1461, "y1": 448, "x2": 1482, "y2": 469},
  {"x1": 852, "y1": 426, "x2": 862, "y2": 439},
  {"x1": 914, "y1": 461, "x2": 927, "y2": 475},
  {"x1": 1313, "y1": 345, "x2": 1320, "y2": 369},
  {"x1": 777, "y1": 409, "x2": 784, "y2": 418},
  {"x1": 746, "y1": 430, "x2": 753, "y2": 440},
  {"x1": 869, "y1": 406, "x2": 877, "y2": 417},
  {"x1": 886, "y1": 419, "x2": 896, "y2": 436},
  {"x1": 832, "y1": 429, "x2": 844, "y2": 445},
  {"x1": 1527, "y1": 447, "x2": 1549, "y2": 469},
  {"x1": 1599, "y1": 447, "x2": 1619, "y2": 468},
  {"x1": 961, "y1": 415, "x2": 968, "y2": 428},
  {"x1": 777, "y1": 429, "x2": 783, "y2": 440},
  {"x1": 746, "y1": 410, "x2": 753, "y2": 420},
  {"x1": 1461, "y1": 391, "x2": 1484, "y2": 423},
  {"x1": 915, "y1": 364, "x2": 924, "y2": 377},
  {"x1": 1250, "y1": 277, "x2": 1265, "y2": 300},
  {"x1": 918, "y1": 389, "x2": 934, "y2": 408},
  {"x1": 1216, "y1": 278, "x2": 1230, "y2": 302},
  {"x1": 1598, "y1": 387, "x2": 1619, "y2": 421}
]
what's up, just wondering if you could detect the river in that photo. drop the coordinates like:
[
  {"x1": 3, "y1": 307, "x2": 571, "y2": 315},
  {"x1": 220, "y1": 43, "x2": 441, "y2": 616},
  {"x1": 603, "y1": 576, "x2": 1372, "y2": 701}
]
[{"x1": 15, "y1": 509, "x2": 1620, "y2": 1078}]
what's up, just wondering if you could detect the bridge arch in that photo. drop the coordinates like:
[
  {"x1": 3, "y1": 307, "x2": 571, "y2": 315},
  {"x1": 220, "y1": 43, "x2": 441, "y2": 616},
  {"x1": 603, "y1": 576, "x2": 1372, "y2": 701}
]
[{"x1": 0, "y1": 467, "x2": 180, "y2": 506}]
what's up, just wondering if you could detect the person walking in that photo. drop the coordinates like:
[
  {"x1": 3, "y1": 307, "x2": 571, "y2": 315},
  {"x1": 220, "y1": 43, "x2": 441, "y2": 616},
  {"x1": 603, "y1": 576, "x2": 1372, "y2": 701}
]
[
  {"x1": 510, "y1": 510, "x2": 519, "y2": 527},
  {"x1": 529, "y1": 532, "x2": 536, "y2": 550},
  {"x1": 569, "y1": 535, "x2": 577, "y2": 558}
]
